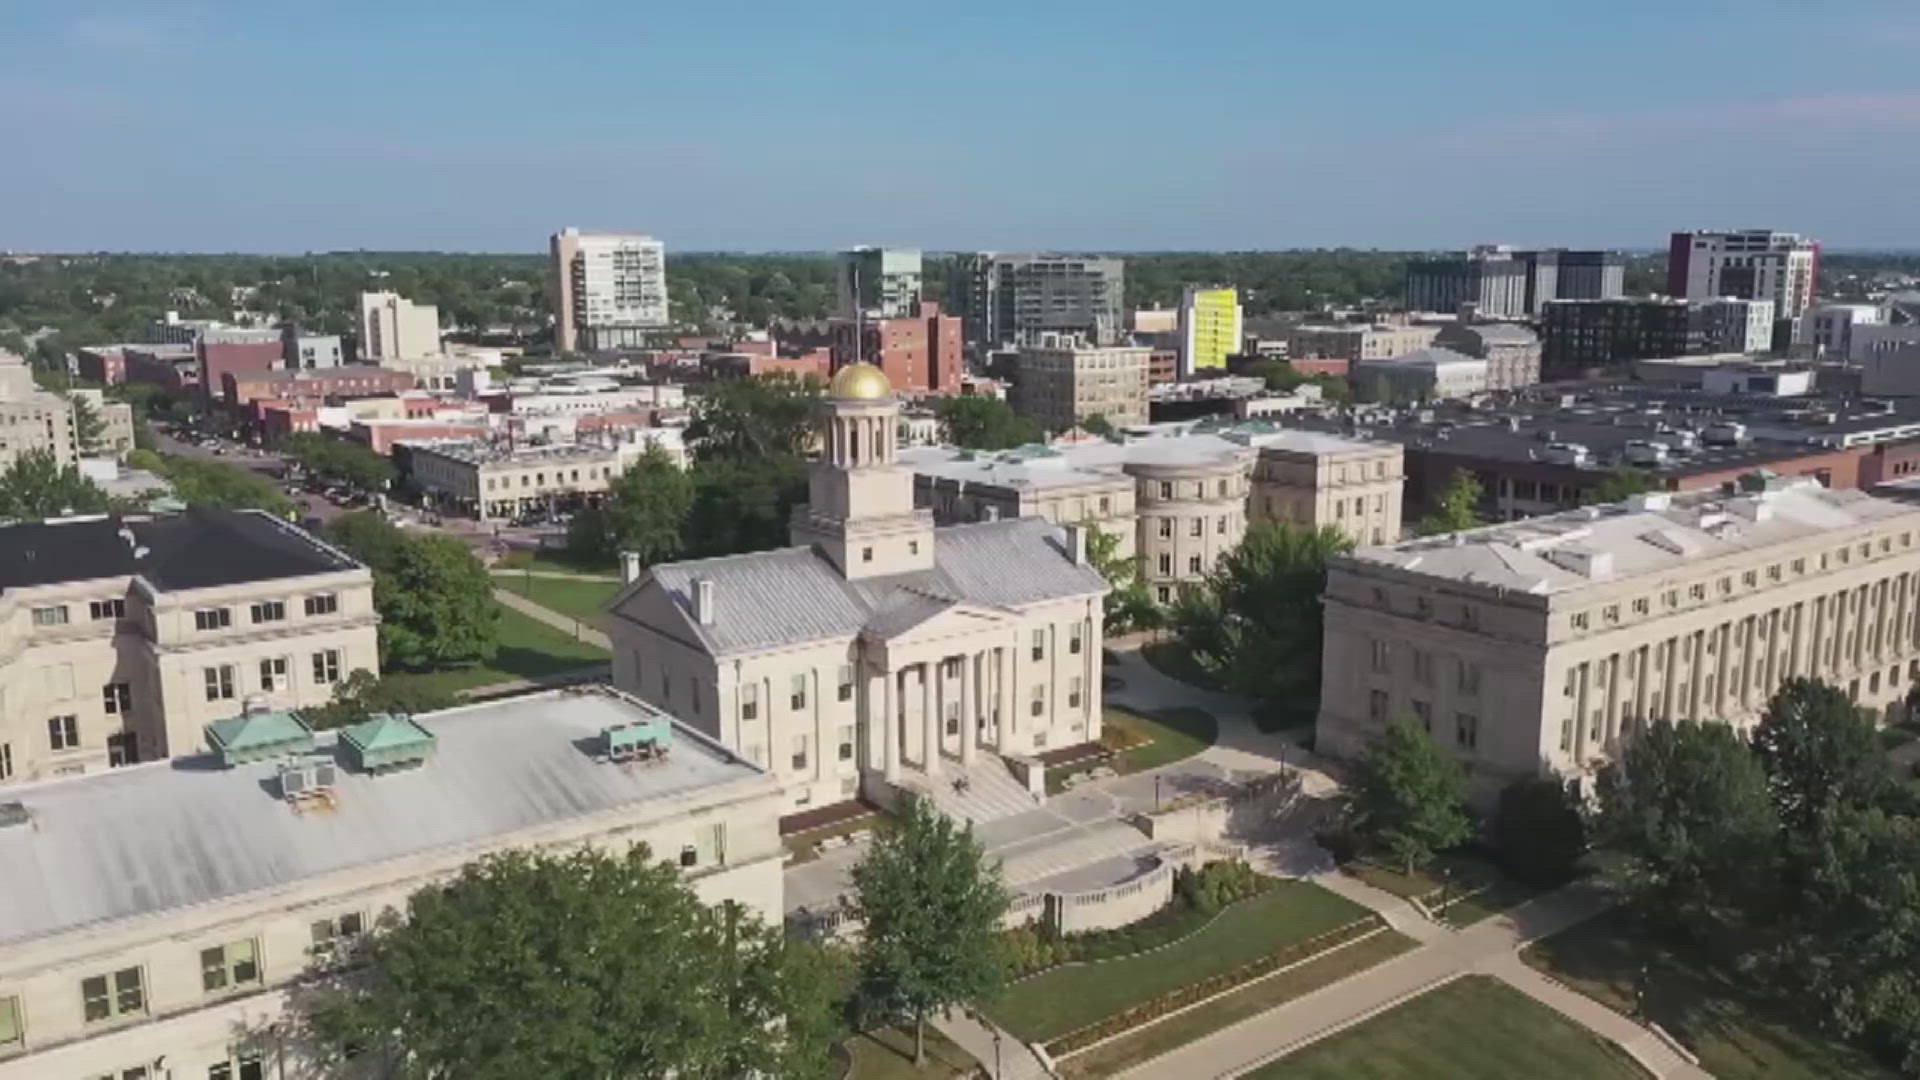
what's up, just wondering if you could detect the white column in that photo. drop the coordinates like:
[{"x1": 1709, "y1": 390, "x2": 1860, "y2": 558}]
[
  {"x1": 922, "y1": 663, "x2": 940, "y2": 777},
  {"x1": 883, "y1": 669, "x2": 899, "y2": 781},
  {"x1": 959, "y1": 651, "x2": 978, "y2": 765}
]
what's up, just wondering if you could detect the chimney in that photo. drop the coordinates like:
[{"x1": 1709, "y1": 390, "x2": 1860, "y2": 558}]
[
  {"x1": 620, "y1": 551, "x2": 642, "y2": 584},
  {"x1": 692, "y1": 578, "x2": 715, "y2": 625},
  {"x1": 1065, "y1": 523, "x2": 1087, "y2": 565}
]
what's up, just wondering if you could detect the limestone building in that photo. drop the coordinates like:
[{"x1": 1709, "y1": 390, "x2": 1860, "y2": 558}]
[
  {"x1": 1318, "y1": 476, "x2": 1920, "y2": 799},
  {"x1": 0, "y1": 687, "x2": 785, "y2": 1079},
  {"x1": 607, "y1": 363, "x2": 1109, "y2": 813},
  {"x1": 0, "y1": 510, "x2": 379, "y2": 786},
  {"x1": 1013, "y1": 338, "x2": 1151, "y2": 431}
]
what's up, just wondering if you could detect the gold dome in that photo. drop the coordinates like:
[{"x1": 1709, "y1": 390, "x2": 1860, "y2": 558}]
[{"x1": 828, "y1": 362, "x2": 893, "y2": 401}]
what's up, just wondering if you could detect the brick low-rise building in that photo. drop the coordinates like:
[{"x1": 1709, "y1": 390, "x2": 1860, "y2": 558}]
[{"x1": 222, "y1": 367, "x2": 418, "y2": 408}]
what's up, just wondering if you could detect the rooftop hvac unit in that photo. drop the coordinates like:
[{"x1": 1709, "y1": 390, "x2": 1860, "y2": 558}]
[
  {"x1": 279, "y1": 756, "x2": 339, "y2": 807},
  {"x1": 0, "y1": 801, "x2": 29, "y2": 829},
  {"x1": 604, "y1": 716, "x2": 672, "y2": 763}
]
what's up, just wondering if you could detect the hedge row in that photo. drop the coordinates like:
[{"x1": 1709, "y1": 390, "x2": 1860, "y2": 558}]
[{"x1": 1042, "y1": 915, "x2": 1386, "y2": 1057}]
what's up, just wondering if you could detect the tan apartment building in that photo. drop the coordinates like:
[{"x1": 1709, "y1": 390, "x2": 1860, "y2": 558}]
[
  {"x1": 403, "y1": 436, "x2": 680, "y2": 522},
  {"x1": 0, "y1": 687, "x2": 786, "y2": 1080},
  {"x1": 1286, "y1": 322, "x2": 1439, "y2": 364},
  {"x1": 907, "y1": 420, "x2": 1401, "y2": 604},
  {"x1": 608, "y1": 363, "x2": 1110, "y2": 815},
  {"x1": 0, "y1": 510, "x2": 378, "y2": 787},
  {"x1": 1318, "y1": 476, "x2": 1920, "y2": 800},
  {"x1": 358, "y1": 290, "x2": 442, "y2": 362},
  {"x1": 1014, "y1": 338, "x2": 1151, "y2": 431}
]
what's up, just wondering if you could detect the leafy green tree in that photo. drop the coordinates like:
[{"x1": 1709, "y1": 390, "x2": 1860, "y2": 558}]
[
  {"x1": 0, "y1": 449, "x2": 109, "y2": 519},
  {"x1": 1595, "y1": 719, "x2": 1778, "y2": 924},
  {"x1": 1244, "y1": 358, "x2": 1303, "y2": 392},
  {"x1": 1589, "y1": 466, "x2": 1658, "y2": 505},
  {"x1": 299, "y1": 669, "x2": 459, "y2": 730},
  {"x1": 1168, "y1": 521, "x2": 1352, "y2": 721},
  {"x1": 1349, "y1": 718, "x2": 1473, "y2": 874},
  {"x1": 1308, "y1": 373, "x2": 1353, "y2": 406},
  {"x1": 686, "y1": 373, "x2": 822, "y2": 464},
  {"x1": 326, "y1": 512, "x2": 498, "y2": 669},
  {"x1": 283, "y1": 432, "x2": 394, "y2": 492},
  {"x1": 851, "y1": 797, "x2": 1009, "y2": 1065},
  {"x1": 1079, "y1": 412, "x2": 1115, "y2": 438},
  {"x1": 302, "y1": 847, "x2": 838, "y2": 1080},
  {"x1": 1752, "y1": 677, "x2": 1894, "y2": 833},
  {"x1": 1084, "y1": 520, "x2": 1157, "y2": 635},
  {"x1": 67, "y1": 394, "x2": 108, "y2": 455},
  {"x1": 155, "y1": 454, "x2": 297, "y2": 516},
  {"x1": 1417, "y1": 469, "x2": 1483, "y2": 535},
  {"x1": 1493, "y1": 777, "x2": 1587, "y2": 886},
  {"x1": 933, "y1": 395, "x2": 1042, "y2": 450},
  {"x1": 683, "y1": 454, "x2": 809, "y2": 559},
  {"x1": 568, "y1": 445, "x2": 692, "y2": 567}
]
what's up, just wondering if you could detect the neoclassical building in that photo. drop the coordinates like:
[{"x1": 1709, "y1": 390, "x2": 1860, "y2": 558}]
[{"x1": 607, "y1": 363, "x2": 1110, "y2": 813}]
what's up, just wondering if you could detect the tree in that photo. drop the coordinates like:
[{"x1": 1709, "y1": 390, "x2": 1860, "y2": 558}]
[
  {"x1": 0, "y1": 448, "x2": 109, "y2": 519},
  {"x1": 302, "y1": 847, "x2": 837, "y2": 1079},
  {"x1": 683, "y1": 454, "x2": 808, "y2": 559},
  {"x1": 67, "y1": 394, "x2": 108, "y2": 455},
  {"x1": 1493, "y1": 777, "x2": 1587, "y2": 886},
  {"x1": 1244, "y1": 358, "x2": 1303, "y2": 392},
  {"x1": 155, "y1": 454, "x2": 297, "y2": 516},
  {"x1": 1751, "y1": 677, "x2": 1894, "y2": 833},
  {"x1": 283, "y1": 432, "x2": 394, "y2": 492},
  {"x1": 850, "y1": 796, "x2": 1009, "y2": 1065},
  {"x1": 686, "y1": 373, "x2": 822, "y2": 464},
  {"x1": 1084, "y1": 519, "x2": 1157, "y2": 635},
  {"x1": 1589, "y1": 466, "x2": 1658, "y2": 505},
  {"x1": 1595, "y1": 719, "x2": 1778, "y2": 924},
  {"x1": 1417, "y1": 469, "x2": 1482, "y2": 535},
  {"x1": 326, "y1": 512, "x2": 499, "y2": 669},
  {"x1": 1349, "y1": 718, "x2": 1473, "y2": 874},
  {"x1": 300, "y1": 669, "x2": 459, "y2": 730},
  {"x1": 1168, "y1": 521, "x2": 1352, "y2": 722},
  {"x1": 1079, "y1": 413, "x2": 1115, "y2": 438},
  {"x1": 933, "y1": 395, "x2": 1042, "y2": 450},
  {"x1": 568, "y1": 444, "x2": 692, "y2": 567}
]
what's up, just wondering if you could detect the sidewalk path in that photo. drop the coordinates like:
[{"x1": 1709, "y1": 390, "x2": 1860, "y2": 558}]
[
  {"x1": 934, "y1": 1007, "x2": 1052, "y2": 1080},
  {"x1": 491, "y1": 568, "x2": 622, "y2": 582},
  {"x1": 494, "y1": 587, "x2": 611, "y2": 649},
  {"x1": 1114, "y1": 881, "x2": 1709, "y2": 1080}
]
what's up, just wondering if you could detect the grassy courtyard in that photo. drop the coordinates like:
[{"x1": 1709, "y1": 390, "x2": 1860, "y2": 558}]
[
  {"x1": 844, "y1": 1024, "x2": 979, "y2": 1079},
  {"x1": 985, "y1": 880, "x2": 1367, "y2": 1043},
  {"x1": 384, "y1": 602, "x2": 611, "y2": 698},
  {"x1": 1101, "y1": 704, "x2": 1218, "y2": 774},
  {"x1": 1139, "y1": 640, "x2": 1224, "y2": 691},
  {"x1": 1247, "y1": 975, "x2": 1649, "y2": 1079},
  {"x1": 493, "y1": 572, "x2": 625, "y2": 626},
  {"x1": 1522, "y1": 908, "x2": 1900, "y2": 1080}
]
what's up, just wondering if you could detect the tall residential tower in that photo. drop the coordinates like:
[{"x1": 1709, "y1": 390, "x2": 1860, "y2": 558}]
[{"x1": 550, "y1": 228, "x2": 670, "y2": 353}]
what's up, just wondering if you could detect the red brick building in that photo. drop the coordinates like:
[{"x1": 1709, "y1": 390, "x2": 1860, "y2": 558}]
[
  {"x1": 829, "y1": 301, "x2": 962, "y2": 393},
  {"x1": 75, "y1": 346, "x2": 127, "y2": 386},
  {"x1": 223, "y1": 368, "x2": 417, "y2": 408},
  {"x1": 1288, "y1": 356, "x2": 1350, "y2": 377},
  {"x1": 350, "y1": 418, "x2": 491, "y2": 454},
  {"x1": 198, "y1": 338, "x2": 282, "y2": 398},
  {"x1": 123, "y1": 345, "x2": 199, "y2": 391}
]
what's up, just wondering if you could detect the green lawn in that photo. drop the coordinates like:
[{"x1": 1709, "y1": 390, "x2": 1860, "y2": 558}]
[
  {"x1": 1247, "y1": 975, "x2": 1648, "y2": 1079},
  {"x1": 1059, "y1": 930, "x2": 1417, "y2": 1079},
  {"x1": 1102, "y1": 705, "x2": 1218, "y2": 774},
  {"x1": 495, "y1": 549, "x2": 621, "y2": 577},
  {"x1": 985, "y1": 881, "x2": 1367, "y2": 1043},
  {"x1": 494, "y1": 572, "x2": 624, "y2": 626},
  {"x1": 1345, "y1": 855, "x2": 1541, "y2": 927},
  {"x1": 384, "y1": 603, "x2": 611, "y2": 697},
  {"x1": 1522, "y1": 908, "x2": 1899, "y2": 1080},
  {"x1": 845, "y1": 1025, "x2": 978, "y2": 1079}
]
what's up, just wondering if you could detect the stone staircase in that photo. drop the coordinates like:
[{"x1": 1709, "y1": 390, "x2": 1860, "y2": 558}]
[{"x1": 920, "y1": 756, "x2": 1042, "y2": 827}]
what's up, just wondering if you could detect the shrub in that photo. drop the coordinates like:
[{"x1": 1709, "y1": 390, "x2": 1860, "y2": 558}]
[{"x1": 1493, "y1": 777, "x2": 1587, "y2": 887}]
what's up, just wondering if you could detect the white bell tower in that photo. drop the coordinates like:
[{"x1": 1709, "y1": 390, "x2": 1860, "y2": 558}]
[{"x1": 790, "y1": 363, "x2": 936, "y2": 579}]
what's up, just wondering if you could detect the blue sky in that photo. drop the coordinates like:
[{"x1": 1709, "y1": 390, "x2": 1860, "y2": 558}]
[{"x1": 3, "y1": 0, "x2": 1917, "y2": 253}]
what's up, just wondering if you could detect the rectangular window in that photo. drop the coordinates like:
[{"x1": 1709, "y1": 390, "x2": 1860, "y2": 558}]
[
  {"x1": 0, "y1": 994, "x2": 19, "y2": 1051},
  {"x1": 259, "y1": 656, "x2": 289, "y2": 691},
  {"x1": 1370, "y1": 639, "x2": 1389, "y2": 673},
  {"x1": 1069, "y1": 624, "x2": 1083, "y2": 655},
  {"x1": 1456, "y1": 713, "x2": 1479, "y2": 749},
  {"x1": 81, "y1": 966, "x2": 145, "y2": 1023},
  {"x1": 310, "y1": 911, "x2": 365, "y2": 956},
  {"x1": 1068, "y1": 676, "x2": 1084, "y2": 709},
  {"x1": 200, "y1": 939, "x2": 260, "y2": 993},
  {"x1": 249, "y1": 600, "x2": 286, "y2": 624},
  {"x1": 790, "y1": 734, "x2": 808, "y2": 771},
  {"x1": 1031, "y1": 629, "x2": 1045, "y2": 662},
  {"x1": 741, "y1": 684, "x2": 758, "y2": 720},
  {"x1": 48, "y1": 714, "x2": 78, "y2": 751},
  {"x1": 0, "y1": 742, "x2": 11, "y2": 781},
  {"x1": 1368, "y1": 689, "x2": 1388, "y2": 722},
  {"x1": 1412, "y1": 699, "x2": 1432, "y2": 731},
  {"x1": 311, "y1": 650, "x2": 340, "y2": 685},
  {"x1": 789, "y1": 674, "x2": 807, "y2": 710},
  {"x1": 304, "y1": 593, "x2": 339, "y2": 617},
  {"x1": 89, "y1": 598, "x2": 125, "y2": 621},
  {"x1": 102, "y1": 682, "x2": 131, "y2": 716},
  {"x1": 838, "y1": 727, "x2": 855, "y2": 761},
  {"x1": 1189, "y1": 518, "x2": 1203, "y2": 538},
  {"x1": 1030, "y1": 684, "x2": 1046, "y2": 717},
  {"x1": 1457, "y1": 660, "x2": 1481, "y2": 695},
  {"x1": 194, "y1": 608, "x2": 232, "y2": 631},
  {"x1": 30, "y1": 605, "x2": 68, "y2": 627},
  {"x1": 1159, "y1": 482, "x2": 1172, "y2": 498},
  {"x1": 207, "y1": 1050, "x2": 266, "y2": 1080},
  {"x1": 1157, "y1": 554, "x2": 1171, "y2": 574},
  {"x1": 837, "y1": 665, "x2": 855, "y2": 702},
  {"x1": 1412, "y1": 650, "x2": 1433, "y2": 686},
  {"x1": 204, "y1": 665, "x2": 235, "y2": 701},
  {"x1": 1158, "y1": 518, "x2": 1172, "y2": 538}
]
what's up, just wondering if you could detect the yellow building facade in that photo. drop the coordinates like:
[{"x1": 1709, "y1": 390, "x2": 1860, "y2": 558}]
[{"x1": 1179, "y1": 286, "x2": 1243, "y2": 376}]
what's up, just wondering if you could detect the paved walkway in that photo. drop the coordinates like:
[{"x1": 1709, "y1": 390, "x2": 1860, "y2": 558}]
[
  {"x1": 490, "y1": 567, "x2": 622, "y2": 582},
  {"x1": 1113, "y1": 881, "x2": 1709, "y2": 1080},
  {"x1": 494, "y1": 587, "x2": 611, "y2": 648},
  {"x1": 934, "y1": 1007, "x2": 1051, "y2": 1080}
]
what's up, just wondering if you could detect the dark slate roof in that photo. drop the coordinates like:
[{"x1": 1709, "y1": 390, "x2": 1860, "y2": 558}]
[
  {"x1": 0, "y1": 509, "x2": 360, "y2": 592},
  {"x1": 622, "y1": 518, "x2": 1109, "y2": 656}
]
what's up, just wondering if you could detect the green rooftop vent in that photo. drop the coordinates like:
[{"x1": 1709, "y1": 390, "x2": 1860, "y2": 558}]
[
  {"x1": 339, "y1": 713, "x2": 436, "y2": 774},
  {"x1": 603, "y1": 715, "x2": 672, "y2": 763},
  {"x1": 204, "y1": 710, "x2": 316, "y2": 768}
]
